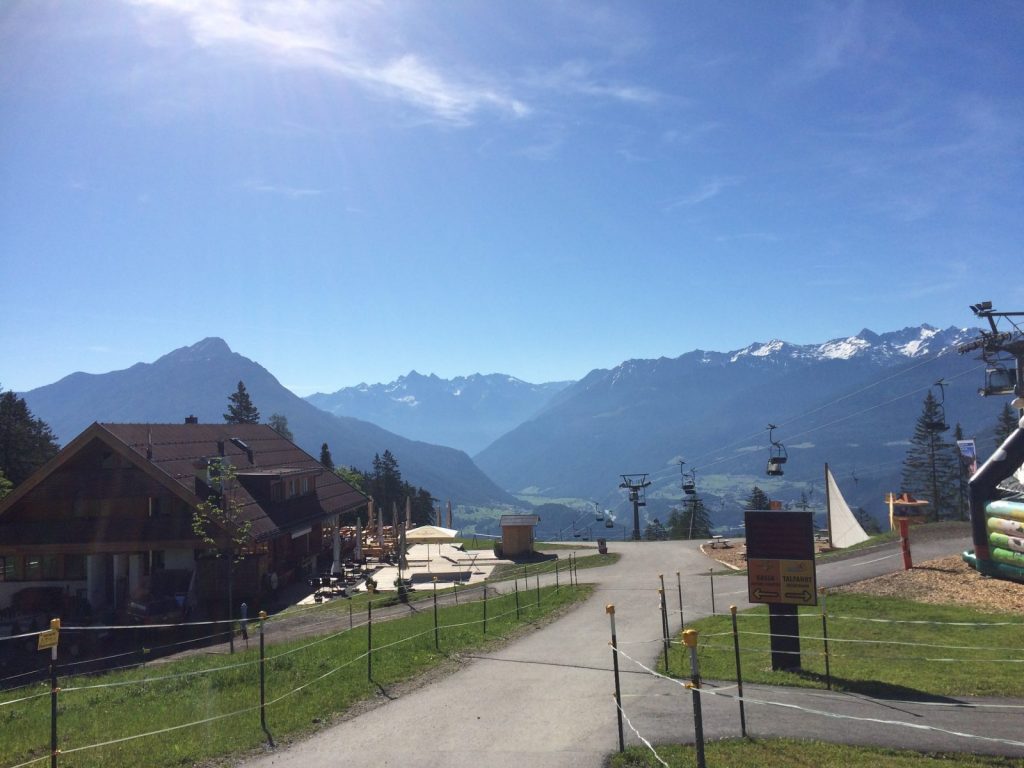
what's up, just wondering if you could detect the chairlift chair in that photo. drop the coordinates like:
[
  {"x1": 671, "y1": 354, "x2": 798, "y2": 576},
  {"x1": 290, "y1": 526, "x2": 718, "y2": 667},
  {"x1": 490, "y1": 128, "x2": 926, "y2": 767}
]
[
  {"x1": 924, "y1": 380, "x2": 950, "y2": 433},
  {"x1": 766, "y1": 424, "x2": 787, "y2": 477},
  {"x1": 682, "y1": 469, "x2": 696, "y2": 495},
  {"x1": 981, "y1": 365, "x2": 1018, "y2": 397}
]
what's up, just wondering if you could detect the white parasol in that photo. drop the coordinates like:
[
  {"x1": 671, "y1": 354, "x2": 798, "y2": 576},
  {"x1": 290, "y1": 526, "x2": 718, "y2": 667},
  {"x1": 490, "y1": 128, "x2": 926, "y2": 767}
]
[{"x1": 404, "y1": 525, "x2": 458, "y2": 570}]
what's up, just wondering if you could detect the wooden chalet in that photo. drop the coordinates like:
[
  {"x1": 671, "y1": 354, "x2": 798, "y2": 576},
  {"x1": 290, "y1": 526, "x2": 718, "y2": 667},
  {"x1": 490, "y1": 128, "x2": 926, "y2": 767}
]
[{"x1": 0, "y1": 420, "x2": 367, "y2": 621}]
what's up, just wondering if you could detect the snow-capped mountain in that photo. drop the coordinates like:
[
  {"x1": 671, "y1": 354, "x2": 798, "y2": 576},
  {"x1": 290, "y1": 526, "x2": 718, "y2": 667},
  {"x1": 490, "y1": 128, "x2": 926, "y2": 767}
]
[
  {"x1": 476, "y1": 325, "x2": 1001, "y2": 525},
  {"x1": 307, "y1": 372, "x2": 572, "y2": 454}
]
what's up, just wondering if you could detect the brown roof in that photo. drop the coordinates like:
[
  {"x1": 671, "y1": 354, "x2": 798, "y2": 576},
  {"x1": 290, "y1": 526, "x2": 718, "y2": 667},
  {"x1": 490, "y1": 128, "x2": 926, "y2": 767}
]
[{"x1": 0, "y1": 422, "x2": 368, "y2": 545}]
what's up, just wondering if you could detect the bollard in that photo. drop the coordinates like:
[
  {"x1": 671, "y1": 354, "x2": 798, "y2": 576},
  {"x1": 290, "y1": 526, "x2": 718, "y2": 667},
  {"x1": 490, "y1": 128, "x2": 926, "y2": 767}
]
[
  {"x1": 709, "y1": 568, "x2": 716, "y2": 615},
  {"x1": 607, "y1": 605, "x2": 625, "y2": 753},
  {"x1": 555, "y1": 559, "x2": 560, "y2": 589},
  {"x1": 730, "y1": 606, "x2": 746, "y2": 737},
  {"x1": 514, "y1": 572, "x2": 521, "y2": 620},
  {"x1": 259, "y1": 611, "x2": 274, "y2": 746},
  {"x1": 483, "y1": 583, "x2": 488, "y2": 635},
  {"x1": 676, "y1": 571, "x2": 684, "y2": 629},
  {"x1": 536, "y1": 573, "x2": 541, "y2": 608},
  {"x1": 454, "y1": 581, "x2": 459, "y2": 605},
  {"x1": 658, "y1": 587, "x2": 670, "y2": 674},
  {"x1": 683, "y1": 629, "x2": 706, "y2": 768},
  {"x1": 433, "y1": 577, "x2": 440, "y2": 651},
  {"x1": 46, "y1": 618, "x2": 59, "y2": 768},
  {"x1": 821, "y1": 589, "x2": 832, "y2": 691},
  {"x1": 367, "y1": 602, "x2": 373, "y2": 680}
]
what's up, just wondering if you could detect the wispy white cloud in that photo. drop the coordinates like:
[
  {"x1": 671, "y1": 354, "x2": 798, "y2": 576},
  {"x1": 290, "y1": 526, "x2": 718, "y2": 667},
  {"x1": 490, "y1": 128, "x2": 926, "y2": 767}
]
[
  {"x1": 527, "y1": 60, "x2": 660, "y2": 105},
  {"x1": 127, "y1": 0, "x2": 528, "y2": 125},
  {"x1": 244, "y1": 180, "x2": 323, "y2": 199},
  {"x1": 665, "y1": 177, "x2": 741, "y2": 210}
]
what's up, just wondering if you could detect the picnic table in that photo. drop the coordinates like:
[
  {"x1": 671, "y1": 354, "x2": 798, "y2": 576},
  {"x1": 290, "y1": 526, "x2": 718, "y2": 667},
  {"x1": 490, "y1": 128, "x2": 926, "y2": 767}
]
[{"x1": 707, "y1": 535, "x2": 731, "y2": 549}]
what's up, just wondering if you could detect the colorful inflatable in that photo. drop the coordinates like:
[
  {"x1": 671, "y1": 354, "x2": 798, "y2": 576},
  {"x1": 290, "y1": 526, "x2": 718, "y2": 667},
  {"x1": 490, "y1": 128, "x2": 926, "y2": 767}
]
[{"x1": 963, "y1": 426, "x2": 1024, "y2": 583}]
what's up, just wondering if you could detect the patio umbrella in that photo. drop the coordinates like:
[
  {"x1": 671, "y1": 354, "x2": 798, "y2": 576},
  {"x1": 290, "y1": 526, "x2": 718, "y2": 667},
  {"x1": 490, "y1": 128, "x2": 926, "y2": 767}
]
[
  {"x1": 405, "y1": 496, "x2": 412, "y2": 528},
  {"x1": 404, "y1": 525, "x2": 458, "y2": 569},
  {"x1": 354, "y1": 517, "x2": 362, "y2": 562}
]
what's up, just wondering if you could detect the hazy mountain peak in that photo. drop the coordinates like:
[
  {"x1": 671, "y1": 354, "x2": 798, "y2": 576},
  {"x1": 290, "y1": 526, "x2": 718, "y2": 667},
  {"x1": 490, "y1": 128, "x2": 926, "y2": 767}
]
[{"x1": 156, "y1": 337, "x2": 233, "y2": 364}]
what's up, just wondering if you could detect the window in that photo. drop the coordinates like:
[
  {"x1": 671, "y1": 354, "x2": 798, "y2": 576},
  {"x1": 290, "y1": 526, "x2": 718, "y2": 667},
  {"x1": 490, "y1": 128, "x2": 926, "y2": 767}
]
[
  {"x1": 65, "y1": 554, "x2": 86, "y2": 580},
  {"x1": 301, "y1": 477, "x2": 309, "y2": 495},
  {"x1": 0, "y1": 556, "x2": 18, "y2": 582},
  {"x1": 25, "y1": 557, "x2": 42, "y2": 580}
]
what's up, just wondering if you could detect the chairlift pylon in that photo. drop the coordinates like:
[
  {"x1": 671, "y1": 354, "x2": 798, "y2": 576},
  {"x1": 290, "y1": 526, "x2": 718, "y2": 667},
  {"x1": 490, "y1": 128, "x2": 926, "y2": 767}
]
[{"x1": 766, "y1": 424, "x2": 787, "y2": 476}]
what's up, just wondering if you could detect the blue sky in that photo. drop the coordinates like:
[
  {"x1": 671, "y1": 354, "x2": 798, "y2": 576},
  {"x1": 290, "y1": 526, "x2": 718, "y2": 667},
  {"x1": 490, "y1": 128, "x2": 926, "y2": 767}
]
[{"x1": 2, "y1": 1, "x2": 1022, "y2": 397}]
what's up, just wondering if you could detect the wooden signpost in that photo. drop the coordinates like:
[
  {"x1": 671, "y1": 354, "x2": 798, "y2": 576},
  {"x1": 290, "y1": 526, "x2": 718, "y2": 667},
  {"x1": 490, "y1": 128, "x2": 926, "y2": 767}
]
[{"x1": 745, "y1": 510, "x2": 816, "y2": 670}]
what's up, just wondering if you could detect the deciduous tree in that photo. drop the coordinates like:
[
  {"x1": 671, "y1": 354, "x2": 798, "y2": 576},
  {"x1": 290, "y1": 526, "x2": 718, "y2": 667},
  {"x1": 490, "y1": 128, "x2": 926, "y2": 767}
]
[{"x1": 267, "y1": 413, "x2": 293, "y2": 441}]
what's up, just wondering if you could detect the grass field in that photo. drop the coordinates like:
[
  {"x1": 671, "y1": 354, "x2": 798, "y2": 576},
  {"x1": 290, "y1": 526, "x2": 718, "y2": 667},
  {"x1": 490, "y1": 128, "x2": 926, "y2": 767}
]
[
  {"x1": 665, "y1": 593, "x2": 1024, "y2": 698},
  {"x1": 609, "y1": 738, "x2": 1022, "y2": 767},
  {"x1": 0, "y1": 584, "x2": 590, "y2": 768}
]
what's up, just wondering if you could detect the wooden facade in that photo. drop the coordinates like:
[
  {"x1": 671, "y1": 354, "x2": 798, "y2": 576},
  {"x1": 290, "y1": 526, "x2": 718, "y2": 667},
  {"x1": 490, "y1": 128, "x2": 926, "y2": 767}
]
[{"x1": 0, "y1": 422, "x2": 367, "y2": 622}]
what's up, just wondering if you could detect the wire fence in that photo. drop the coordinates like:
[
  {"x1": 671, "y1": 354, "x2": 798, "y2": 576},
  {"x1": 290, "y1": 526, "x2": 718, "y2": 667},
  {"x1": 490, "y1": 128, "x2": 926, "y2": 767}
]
[
  {"x1": 0, "y1": 558, "x2": 586, "y2": 768},
  {"x1": 604, "y1": 576, "x2": 1024, "y2": 766}
]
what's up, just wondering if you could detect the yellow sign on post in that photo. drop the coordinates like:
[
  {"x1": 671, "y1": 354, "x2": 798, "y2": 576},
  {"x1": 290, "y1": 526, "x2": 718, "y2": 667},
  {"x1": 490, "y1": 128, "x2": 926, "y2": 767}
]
[{"x1": 38, "y1": 619, "x2": 61, "y2": 651}]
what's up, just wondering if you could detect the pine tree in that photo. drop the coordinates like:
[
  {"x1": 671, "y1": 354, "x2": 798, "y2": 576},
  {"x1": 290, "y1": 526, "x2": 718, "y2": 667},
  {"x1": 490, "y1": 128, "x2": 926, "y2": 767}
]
[
  {"x1": 668, "y1": 498, "x2": 712, "y2": 539},
  {"x1": 901, "y1": 391, "x2": 959, "y2": 521},
  {"x1": 224, "y1": 381, "x2": 260, "y2": 424},
  {"x1": 643, "y1": 518, "x2": 668, "y2": 540},
  {"x1": 0, "y1": 387, "x2": 60, "y2": 487},
  {"x1": 995, "y1": 401, "x2": 1018, "y2": 447},
  {"x1": 320, "y1": 443, "x2": 334, "y2": 470},
  {"x1": 744, "y1": 486, "x2": 771, "y2": 511},
  {"x1": 0, "y1": 469, "x2": 12, "y2": 500},
  {"x1": 267, "y1": 413, "x2": 293, "y2": 441},
  {"x1": 369, "y1": 450, "x2": 403, "y2": 515}
]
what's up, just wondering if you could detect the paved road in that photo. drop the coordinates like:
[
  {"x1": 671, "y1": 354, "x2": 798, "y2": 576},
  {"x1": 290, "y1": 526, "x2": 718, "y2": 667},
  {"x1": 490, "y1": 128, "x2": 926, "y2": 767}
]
[{"x1": 239, "y1": 534, "x2": 1024, "y2": 767}]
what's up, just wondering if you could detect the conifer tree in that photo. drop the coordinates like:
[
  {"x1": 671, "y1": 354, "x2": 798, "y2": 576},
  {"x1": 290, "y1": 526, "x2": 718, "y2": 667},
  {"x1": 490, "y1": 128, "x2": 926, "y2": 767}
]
[
  {"x1": 668, "y1": 497, "x2": 712, "y2": 539},
  {"x1": 369, "y1": 450, "x2": 403, "y2": 514},
  {"x1": 744, "y1": 486, "x2": 771, "y2": 511},
  {"x1": 995, "y1": 401, "x2": 1019, "y2": 447},
  {"x1": 0, "y1": 386, "x2": 60, "y2": 487},
  {"x1": 224, "y1": 381, "x2": 260, "y2": 424},
  {"x1": 901, "y1": 391, "x2": 959, "y2": 521},
  {"x1": 320, "y1": 443, "x2": 334, "y2": 470}
]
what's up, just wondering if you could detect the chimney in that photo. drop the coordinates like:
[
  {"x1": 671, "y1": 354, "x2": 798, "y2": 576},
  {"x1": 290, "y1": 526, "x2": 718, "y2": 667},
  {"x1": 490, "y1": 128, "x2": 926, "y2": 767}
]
[{"x1": 185, "y1": 415, "x2": 198, "y2": 424}]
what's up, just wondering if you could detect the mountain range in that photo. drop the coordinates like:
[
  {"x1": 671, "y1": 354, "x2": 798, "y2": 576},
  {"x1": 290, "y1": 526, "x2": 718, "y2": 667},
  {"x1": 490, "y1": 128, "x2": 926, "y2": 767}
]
[
  {"x1": 476, "y1": 325, "x2": 1003, "y2": 527},
  {"x1": 307, "y1": 373, "x2": 571, "y2": 455},
  {"x1": 19, "y1": 338, "x2": 518, "y2": 507},
  {"x1": 17, "y1": 324, "x2": 1011, "y2": 534}
]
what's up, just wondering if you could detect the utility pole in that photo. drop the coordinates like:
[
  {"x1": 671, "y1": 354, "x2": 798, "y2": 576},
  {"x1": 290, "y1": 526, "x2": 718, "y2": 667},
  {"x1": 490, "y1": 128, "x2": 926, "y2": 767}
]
[{"x1": 619, "y1": 474, "x2": 651, "y2": 541}]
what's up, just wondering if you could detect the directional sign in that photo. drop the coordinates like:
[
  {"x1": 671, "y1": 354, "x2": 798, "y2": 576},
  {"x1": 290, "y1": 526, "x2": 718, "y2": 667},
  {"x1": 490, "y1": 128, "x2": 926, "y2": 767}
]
[{"x1": 745, "y1": 511, "x2": 817, "y2": 607}]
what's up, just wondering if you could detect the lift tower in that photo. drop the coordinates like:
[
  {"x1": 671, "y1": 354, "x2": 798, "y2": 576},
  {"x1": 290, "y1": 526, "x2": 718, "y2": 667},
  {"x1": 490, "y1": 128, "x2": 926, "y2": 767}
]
[{"x1": 619, "y1": 474, "x2": 651, "y2": 541}]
